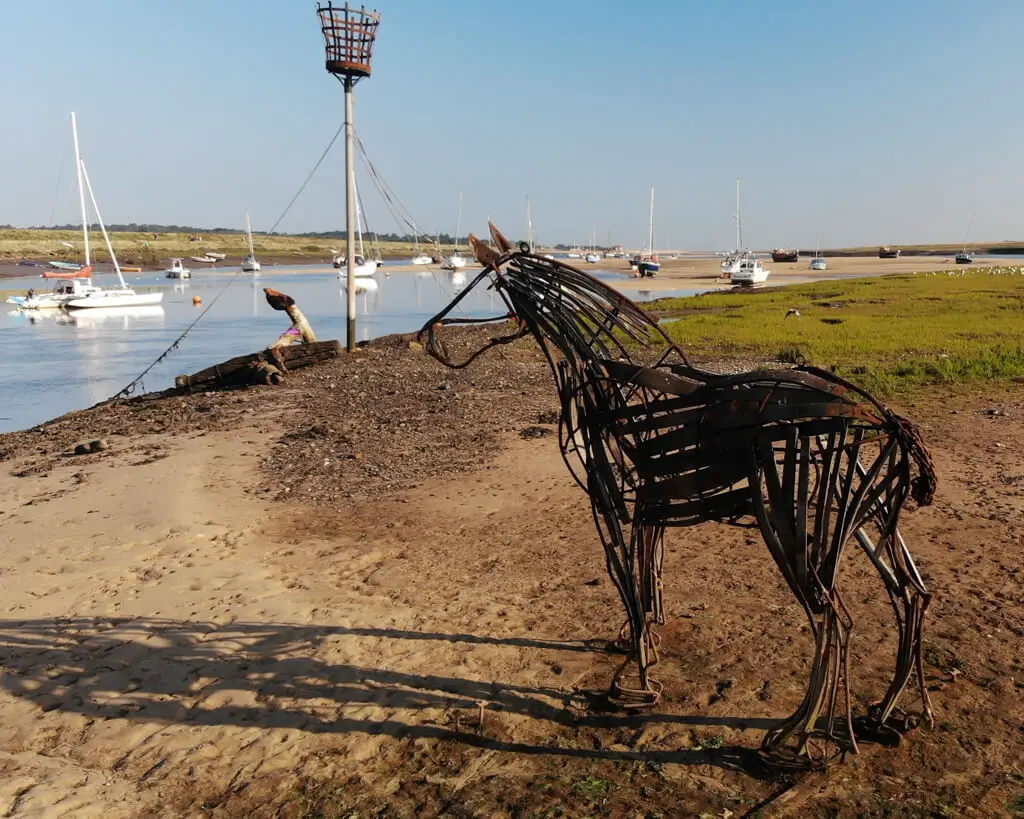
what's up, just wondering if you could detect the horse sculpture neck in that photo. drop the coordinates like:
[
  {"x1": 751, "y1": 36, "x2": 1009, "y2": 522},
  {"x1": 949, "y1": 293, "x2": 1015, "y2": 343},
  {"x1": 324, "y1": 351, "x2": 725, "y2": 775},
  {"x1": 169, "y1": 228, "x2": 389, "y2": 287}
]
[{"x1": 487, "y1": 246, "x2": 687, "y2": 384}]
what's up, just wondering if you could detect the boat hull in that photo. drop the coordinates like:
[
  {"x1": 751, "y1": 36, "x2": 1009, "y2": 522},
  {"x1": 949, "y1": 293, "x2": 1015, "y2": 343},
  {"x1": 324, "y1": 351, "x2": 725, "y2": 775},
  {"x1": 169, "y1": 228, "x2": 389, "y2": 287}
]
[
  {"x1": 635, "y1": 261, "x2": 660, "y2": 277},
  {"x1": 809, "y1": 258, "x2": 828, "y2": 271},
  {"x1": 65, "y1": 291, "x2": 164, "y2": 309},
  {"x1": 878, "y1": 247, "x2": 900, "y2": 259},
  {"x1": 771, "y1": 249, "x2": 799, "y2": 263},
  {"x1": 335, "y1": 262, "x2": 378, "y2": 277}
]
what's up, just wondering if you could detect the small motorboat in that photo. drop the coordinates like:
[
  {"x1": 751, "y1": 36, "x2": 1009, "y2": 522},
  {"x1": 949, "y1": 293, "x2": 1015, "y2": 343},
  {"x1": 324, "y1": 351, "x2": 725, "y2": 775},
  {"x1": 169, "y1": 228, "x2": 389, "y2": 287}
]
[
  {"x1": 120, "y1": 266, "x2": 143, "y2": 273},
  {"x1": 585, "y1": 253, "x2": 600, "y2": 263},
  {"x1": 411, "y1": 253, "x2": 433, "y2": 265},
  {"x1": 731, "y1": 256, "x2": 770, "y2": 285},
  {"x1": 191, "y1": 255, "x2": 216, "y2": 264},
  {"x1": 165, "y1": 258, "x2": 192, "y2": 279},
  {"x1": 204, "y1": 251, "x2": 226, "y2": 260},
  {"x1": 17, "y1": 260, "x2": 40, "y2": 267}
]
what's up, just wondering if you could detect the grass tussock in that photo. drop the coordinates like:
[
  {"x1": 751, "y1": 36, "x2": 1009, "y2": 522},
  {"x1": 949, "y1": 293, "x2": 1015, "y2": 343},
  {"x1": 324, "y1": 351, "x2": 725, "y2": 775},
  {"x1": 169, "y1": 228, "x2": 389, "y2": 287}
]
[{"x1": 652, "y1": 268, "x2": 1024, "y2": 395}]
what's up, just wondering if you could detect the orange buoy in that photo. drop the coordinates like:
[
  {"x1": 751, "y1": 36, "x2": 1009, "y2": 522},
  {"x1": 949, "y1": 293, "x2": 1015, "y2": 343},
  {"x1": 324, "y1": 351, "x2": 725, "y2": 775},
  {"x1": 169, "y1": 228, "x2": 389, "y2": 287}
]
[{"x1": 192, "y1": 295, "x2": 202, "y2": 306}]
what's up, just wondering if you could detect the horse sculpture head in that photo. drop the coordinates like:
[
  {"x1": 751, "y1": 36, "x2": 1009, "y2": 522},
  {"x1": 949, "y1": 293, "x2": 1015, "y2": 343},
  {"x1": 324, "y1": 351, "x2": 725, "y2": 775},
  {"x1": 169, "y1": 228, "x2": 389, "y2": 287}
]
[{"x1": 417, "y1": 222, "x2": 685, "y2": 373}]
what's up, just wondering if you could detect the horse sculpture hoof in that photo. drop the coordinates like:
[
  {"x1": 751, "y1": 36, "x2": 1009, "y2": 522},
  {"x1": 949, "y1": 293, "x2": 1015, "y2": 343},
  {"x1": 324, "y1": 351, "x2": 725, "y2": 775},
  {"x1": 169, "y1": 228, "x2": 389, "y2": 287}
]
[
  {"x1": 852, "y1": 714, "x2": 909, "y2": 747},
  {"x1": 608, "y1": 680, "x2": 663, "y2": 710}
]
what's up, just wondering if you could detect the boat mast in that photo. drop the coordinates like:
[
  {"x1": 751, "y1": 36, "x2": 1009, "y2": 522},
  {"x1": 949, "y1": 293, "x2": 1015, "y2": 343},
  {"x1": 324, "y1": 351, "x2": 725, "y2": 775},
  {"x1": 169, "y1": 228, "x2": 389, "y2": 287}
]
[
  {"x1": 245, "y1": 210, "x2": 256, "y2": 256},
  {"x1": 735, "y1": 179, "x2": 742, "y2": 251},
  {"x1": 70, "y1": 112, "x2": 91, "y2": 268},
  {"x1": 648, "y1": 185, "x2": 655, "y2": 255},
  {"x1": 963, "y1": 211, "x2": 975, "y2": 252},
  {"x1": 526, "y1": 195, "x2": 533, "y2": 251},
  {"x1": 355, "y1": 183, "x2": 365, "y2": 258},
  {"x1": 80, "y1": 160, "x2": 126, "y2": 288},
  {"x1": 454, "y1": 191, "x2": 462, "y2": 252}
]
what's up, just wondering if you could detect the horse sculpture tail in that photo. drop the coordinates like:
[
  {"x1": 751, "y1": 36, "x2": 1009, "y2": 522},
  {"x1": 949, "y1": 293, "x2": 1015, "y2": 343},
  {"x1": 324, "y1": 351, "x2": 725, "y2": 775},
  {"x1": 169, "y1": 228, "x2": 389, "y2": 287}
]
[{"x1": 892, "y1": 415, "x2": 937, "y2": 507}]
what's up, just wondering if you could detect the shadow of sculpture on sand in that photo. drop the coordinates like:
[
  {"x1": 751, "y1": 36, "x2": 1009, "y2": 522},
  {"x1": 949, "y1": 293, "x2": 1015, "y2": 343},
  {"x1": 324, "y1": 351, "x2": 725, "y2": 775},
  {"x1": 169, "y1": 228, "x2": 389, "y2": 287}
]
[{"x1": 0, "y1": 616, "x2": 791, "y2": 778}]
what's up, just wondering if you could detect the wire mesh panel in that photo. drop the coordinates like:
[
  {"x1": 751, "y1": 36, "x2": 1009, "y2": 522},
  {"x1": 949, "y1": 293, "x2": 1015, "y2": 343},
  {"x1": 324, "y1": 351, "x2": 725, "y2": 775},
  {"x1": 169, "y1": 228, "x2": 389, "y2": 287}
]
[{"x1": 317, "y1": 2, "x2": 380, "y2": 81}]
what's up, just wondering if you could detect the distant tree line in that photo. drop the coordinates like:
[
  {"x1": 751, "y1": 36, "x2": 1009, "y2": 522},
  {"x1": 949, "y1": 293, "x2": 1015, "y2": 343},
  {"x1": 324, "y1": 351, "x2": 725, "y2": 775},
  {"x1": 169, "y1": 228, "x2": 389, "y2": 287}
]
[{"x1": 24, "y1": 223, "x2": 459, "y2": 243}]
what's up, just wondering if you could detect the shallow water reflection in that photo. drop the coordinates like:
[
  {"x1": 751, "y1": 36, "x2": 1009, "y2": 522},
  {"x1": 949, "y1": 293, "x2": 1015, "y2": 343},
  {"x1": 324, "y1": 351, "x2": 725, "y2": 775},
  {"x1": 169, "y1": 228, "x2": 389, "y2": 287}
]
[{"x1": 0, "y1": 265, "x2": 696, "y2": 433}]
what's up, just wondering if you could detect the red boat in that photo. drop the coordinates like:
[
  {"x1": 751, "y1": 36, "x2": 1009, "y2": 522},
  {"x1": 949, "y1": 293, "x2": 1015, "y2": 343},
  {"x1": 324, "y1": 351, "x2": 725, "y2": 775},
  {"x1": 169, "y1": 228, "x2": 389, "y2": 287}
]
[
  {"x1": 771, "y1": 248, "x2": 799, "y2": 263},
  {"x1": 42, "y1": 265, "x2": 93, "y2": 279}
]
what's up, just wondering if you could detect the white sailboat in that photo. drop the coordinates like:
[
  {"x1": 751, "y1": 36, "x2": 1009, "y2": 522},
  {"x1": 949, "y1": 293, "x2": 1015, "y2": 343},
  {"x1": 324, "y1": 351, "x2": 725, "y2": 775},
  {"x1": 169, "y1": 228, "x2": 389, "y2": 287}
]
[
  {"x1": 809, "y1": 221, "x2": 827, "y2": 271},
  {"x1": 8, "y1": 113, "x2": 162, "y2": 310},
  {"x1": 720, "y1": 180, "x2": 751, "y2": 276},
  {"x1": 585, "y1": 222, "x2": 600, "y2": 263},
  {"x1": 411, "y1": 233, "x2": 433, "y2": 266},
  {"x1": 333, "y1": 184, "x2": 380, "y2": 277},
  {"x1": 242, "y1": 210, "x2": 261, "y2": 273},
  {"x1": 442, "y1": 191, "x2": 467, "y2": 270}
]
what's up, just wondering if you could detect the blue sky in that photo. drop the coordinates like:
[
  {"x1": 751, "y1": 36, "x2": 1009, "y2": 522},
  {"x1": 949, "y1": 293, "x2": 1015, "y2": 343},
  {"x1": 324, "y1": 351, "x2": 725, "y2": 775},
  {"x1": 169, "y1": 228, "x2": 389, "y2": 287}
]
[{"x1": 0, "y1": 0, "x2": 1021, "y2": 250}]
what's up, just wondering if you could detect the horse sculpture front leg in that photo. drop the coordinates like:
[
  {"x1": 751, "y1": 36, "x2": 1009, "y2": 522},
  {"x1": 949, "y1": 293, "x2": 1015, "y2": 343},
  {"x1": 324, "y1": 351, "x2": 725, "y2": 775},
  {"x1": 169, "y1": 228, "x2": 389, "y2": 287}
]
[{"x1": 587, "y1": 479, "x2": 663, "y2": 708}]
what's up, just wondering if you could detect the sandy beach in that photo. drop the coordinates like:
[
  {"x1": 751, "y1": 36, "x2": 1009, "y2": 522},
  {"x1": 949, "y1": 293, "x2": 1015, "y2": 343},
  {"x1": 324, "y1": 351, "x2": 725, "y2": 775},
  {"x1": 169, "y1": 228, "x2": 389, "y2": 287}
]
[{"x1": 0, "y1": 328, "x2": 1021, "y2": 816}]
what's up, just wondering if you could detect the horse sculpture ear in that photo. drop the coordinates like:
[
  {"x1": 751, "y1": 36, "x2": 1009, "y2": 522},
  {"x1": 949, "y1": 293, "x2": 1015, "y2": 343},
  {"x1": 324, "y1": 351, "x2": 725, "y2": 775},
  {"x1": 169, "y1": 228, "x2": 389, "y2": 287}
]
[
  {"x1": 489, "y1": 222, "x2": 516, "y2": 253},
  {"x1": 469, "y1": 234, "x2": 502, "y2": 268}
]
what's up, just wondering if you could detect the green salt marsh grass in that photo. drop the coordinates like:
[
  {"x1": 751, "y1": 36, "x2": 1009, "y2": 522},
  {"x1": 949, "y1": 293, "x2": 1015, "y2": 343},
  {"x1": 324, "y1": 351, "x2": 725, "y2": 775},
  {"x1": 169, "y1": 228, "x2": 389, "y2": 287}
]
[{"x1": 649, "y1": 268, "x2": 1024, "y2": 395}]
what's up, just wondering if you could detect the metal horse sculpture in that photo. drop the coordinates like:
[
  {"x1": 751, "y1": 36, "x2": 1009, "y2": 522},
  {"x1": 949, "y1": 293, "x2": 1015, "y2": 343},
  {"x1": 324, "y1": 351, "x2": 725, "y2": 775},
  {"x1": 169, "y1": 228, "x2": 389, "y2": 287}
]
[{"x1": 418, "y1": 224, "x2": 937, "y2": 766}]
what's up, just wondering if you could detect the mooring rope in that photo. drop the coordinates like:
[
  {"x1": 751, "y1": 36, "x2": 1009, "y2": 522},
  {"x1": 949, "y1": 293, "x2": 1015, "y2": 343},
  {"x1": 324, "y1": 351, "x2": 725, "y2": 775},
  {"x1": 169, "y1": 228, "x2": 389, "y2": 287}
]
[{"x1": 110, "y1": 121, "x2": 350, "y2": 400}]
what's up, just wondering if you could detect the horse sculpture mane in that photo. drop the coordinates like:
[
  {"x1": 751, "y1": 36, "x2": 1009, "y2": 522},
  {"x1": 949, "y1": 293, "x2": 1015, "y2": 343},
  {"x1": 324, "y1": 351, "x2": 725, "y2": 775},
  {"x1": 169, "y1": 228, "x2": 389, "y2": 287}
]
[{"x1": 419, "y1": 221, "x2": 937, "y2": 769}]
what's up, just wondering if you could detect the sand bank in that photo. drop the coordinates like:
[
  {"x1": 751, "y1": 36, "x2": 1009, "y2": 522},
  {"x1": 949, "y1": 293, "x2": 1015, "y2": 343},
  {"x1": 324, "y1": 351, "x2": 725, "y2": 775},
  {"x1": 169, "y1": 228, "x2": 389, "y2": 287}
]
[{"x1": 0, "y1": 329, "x2": 1021, "y2": 816}]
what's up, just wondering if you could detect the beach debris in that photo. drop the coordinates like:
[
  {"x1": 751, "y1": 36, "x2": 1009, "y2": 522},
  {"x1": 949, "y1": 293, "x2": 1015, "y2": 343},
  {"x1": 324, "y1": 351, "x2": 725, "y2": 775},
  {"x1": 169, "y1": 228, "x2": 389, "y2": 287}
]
[
  {"x1": 419, "y1": 222, "x2": 939, "y2": 770},
  {"x1": 265, "y1": 288, "x2": 317, "y2": 348},
  {"x1": 174, "y1": 341, "x2": 341, "y2": 391},
  {"x1": 70, "y1": 439, "x2": 108, "y2": 457},
  {"x1": 174, "y1": 290, "x2": 337, "y2": 391}
]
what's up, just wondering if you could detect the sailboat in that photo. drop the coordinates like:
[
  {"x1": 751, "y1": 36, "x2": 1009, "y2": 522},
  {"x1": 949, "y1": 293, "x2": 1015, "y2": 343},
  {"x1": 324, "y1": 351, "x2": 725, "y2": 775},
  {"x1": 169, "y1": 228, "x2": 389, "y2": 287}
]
[
  {"x1": 242, "y1": 210, "x2": 261, "y2": 273},
  {"x1": 809, "y1": 221, "x2": 827, "y2": 271},
  {"x1": 441, "y1": 192, "x2": 467, "y2": 270},
  {"x1": 956, "y1": 212, "x2": 975, "y2": 264},
  {"x1": 410, "y1": 231, "x2": 433, "y2": 265},
  {"x1": 630, "y1": 187, "x2": 660, "y2": 278},
  {"x1": 8, "y1": 113, "x2": 163, "y2": 310},
  {"x1": 333, "y1": 181, "x2": 379, "y2": 277},
  {"x1": 721, "y1": 180, "x2": 751, "y2": 275},
  {"x1": 585, "y1": 222, "x2": 600, "y2": 263}
]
